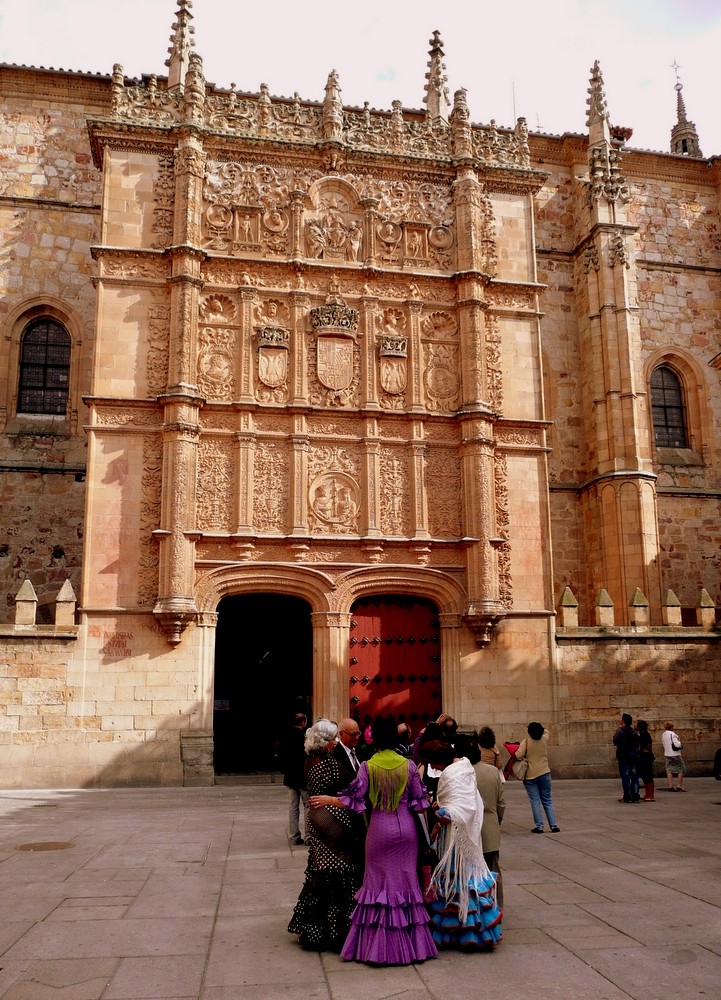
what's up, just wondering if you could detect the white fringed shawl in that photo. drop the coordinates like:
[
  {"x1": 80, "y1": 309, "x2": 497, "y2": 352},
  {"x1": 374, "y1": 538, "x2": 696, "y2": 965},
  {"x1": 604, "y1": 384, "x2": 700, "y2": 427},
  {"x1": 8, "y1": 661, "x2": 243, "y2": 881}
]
[{"x1": 430, "y1": 756, "x2": 493, "y2": 923}]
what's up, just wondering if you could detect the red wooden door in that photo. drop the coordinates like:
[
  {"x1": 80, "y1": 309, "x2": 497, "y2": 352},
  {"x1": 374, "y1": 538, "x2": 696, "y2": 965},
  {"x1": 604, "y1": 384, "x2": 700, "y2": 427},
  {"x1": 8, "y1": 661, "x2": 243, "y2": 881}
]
[{"x1": 348, "y1": 595, "x2": 441, "y2": 731}]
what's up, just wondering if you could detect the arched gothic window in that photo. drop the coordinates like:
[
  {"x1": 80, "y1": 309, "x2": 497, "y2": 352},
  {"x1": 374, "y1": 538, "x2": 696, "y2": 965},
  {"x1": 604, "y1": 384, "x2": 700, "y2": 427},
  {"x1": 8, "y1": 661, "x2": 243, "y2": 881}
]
[
  {"x1": 18, "y1": 318, "x2": 71, "y2": 415},
  {"x1": 650, "y1": 365, "x2": 687, "y2": 449}
]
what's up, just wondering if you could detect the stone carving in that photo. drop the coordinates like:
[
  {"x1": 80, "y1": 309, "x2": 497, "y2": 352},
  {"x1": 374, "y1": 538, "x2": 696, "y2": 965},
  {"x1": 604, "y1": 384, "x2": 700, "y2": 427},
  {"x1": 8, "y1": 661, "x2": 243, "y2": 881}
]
[
  {"x1": 608, "y1": 232, "x2": 630, "y2": 268},
  {"x1": 309, "y1": 286, "x2": 360, "y2": 406},
  {"x1": 137, "y1": 434, "x2": 163, "y2": 608},
  {"x1": 255, "y1": 325, "x2": 290, "y2": 402},
  {"x1": 200, "y1": 293, "x2": 237, "y2": 322},
  {"x1": 485, "y1": 313, "x2": 503, "y2": 413},
  {"x1": 146, "y1": 302, "x2": 170, "y2": 397},
  {"x1": 422, "y1": 311, "x2": 457, "y2": 341},
  {"x1": 197, "y1": 327, "x2": 235, "y2": 400},
  {"x1": 110, "y1": 72, "x2": 531, "y2": 168},
  {"x1": 423, "y1": 343, "x2": 461, "y2": 412},
  {"x1": 202, "y1": 160, "x2": 294, "y2": 255},
  {"x1": 253, "y1": 442, "x2": 288, "y2": 532},
  {"x1": 380, "y1": 451, "x2": 408, "y2": 535},
  {"x1": 308, "y1": 446, "x2": 360, "y2": 533},
  {"x1": 426, "y1": 447, "x2": 461, "y2": 537},
  {"x1": 377, "y1": 308, "x2": 408, "y2": 405},
  {"x1": 494, "y1": 451, "x2": 513, "y2": 608},
  {"x1": 583, "y1": 239, "x2": 600, "y2": 273},
  {"x1": 304, "y1": 193, "x2": 363, "y2": 262},
  {"x1": 197, "y1": 439, "x2": 234, "y2": 531}
]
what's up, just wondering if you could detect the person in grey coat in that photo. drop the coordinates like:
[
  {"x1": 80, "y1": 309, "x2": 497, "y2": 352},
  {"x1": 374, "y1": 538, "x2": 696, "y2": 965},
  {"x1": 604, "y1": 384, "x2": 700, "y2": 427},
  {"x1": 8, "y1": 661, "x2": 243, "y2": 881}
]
[{"x1": 473, "y1": 758, "x2": 506, "y2": 908}]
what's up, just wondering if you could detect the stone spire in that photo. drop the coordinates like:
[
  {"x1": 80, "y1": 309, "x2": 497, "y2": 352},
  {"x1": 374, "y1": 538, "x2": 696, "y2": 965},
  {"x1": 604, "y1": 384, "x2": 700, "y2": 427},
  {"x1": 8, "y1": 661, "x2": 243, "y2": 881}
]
[
  {"x1": 586, "y1": 61, "x2": 628, "y2": 207},
  {"x1": 670, "y1": 64, "x2": 702, "y2": 157},
  {"x1": 166, "y1": 0, "x2": 196, "y2": 91},
  {"x1": 424, "y1": 30, "x2": 451, "y2": 123}
]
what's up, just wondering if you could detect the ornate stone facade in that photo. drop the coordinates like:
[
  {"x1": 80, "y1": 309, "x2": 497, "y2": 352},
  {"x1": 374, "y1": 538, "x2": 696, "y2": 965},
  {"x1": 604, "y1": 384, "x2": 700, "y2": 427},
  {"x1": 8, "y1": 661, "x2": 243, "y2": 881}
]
[{"x1": 0, "y1": 3, "x2": 719, "y2": 786}]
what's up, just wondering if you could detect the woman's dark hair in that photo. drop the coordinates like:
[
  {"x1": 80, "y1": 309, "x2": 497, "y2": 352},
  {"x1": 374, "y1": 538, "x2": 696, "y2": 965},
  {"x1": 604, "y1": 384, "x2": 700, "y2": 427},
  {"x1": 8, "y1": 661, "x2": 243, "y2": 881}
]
[
  {"x1": 528, "y1": 721, "x2": 545, "y2": 741},
  {"x1": 418, "y1": 721, "x2": 444, "y2": 748},
  {"x1": 636, "y1": 719, "x2": 648, "y2": 733},
  {"x1": 455, "y1": 732, "x2": 481, "y2": 765},
  {"x1": 371, "y1": 715, "x2": 400, "y2": 751},
  {"x1": 420, "y1": 739, "x2": 455, "y2": 768},
  {"x1": 477, "y1": 725, "x2": 496, "y2": 750}
]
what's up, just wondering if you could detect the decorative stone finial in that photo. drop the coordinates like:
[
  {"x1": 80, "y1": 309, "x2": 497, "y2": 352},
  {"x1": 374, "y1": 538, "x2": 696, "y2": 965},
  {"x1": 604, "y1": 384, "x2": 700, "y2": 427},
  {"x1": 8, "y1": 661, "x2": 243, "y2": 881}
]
[
  {"x1": 322, "y1": 69, "x2": 344, "y2": 140},
  {"x1": 424, "y1": 30, "x2": 451, "y2": 123},
  {"x1": 166, "y1": 0, "x2": 196, "y2": 91}
]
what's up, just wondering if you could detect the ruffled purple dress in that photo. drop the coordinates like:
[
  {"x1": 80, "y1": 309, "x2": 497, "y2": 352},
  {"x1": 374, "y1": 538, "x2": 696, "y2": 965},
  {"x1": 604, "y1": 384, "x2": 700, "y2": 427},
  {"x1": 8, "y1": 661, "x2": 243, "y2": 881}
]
[{"x1": 338, "y1": 758, "x2": 438, "y2": 966}]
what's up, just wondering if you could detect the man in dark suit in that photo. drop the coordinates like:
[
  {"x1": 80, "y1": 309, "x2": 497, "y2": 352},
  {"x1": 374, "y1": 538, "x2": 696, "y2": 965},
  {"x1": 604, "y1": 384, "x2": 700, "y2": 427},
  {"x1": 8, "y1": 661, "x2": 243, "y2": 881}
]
[
  {"x1": 333, "y1": 717, "x2": 361, "y2": 784},
  {"x1": 332, "y1": 717, "x2": 365, "y2": 877}
]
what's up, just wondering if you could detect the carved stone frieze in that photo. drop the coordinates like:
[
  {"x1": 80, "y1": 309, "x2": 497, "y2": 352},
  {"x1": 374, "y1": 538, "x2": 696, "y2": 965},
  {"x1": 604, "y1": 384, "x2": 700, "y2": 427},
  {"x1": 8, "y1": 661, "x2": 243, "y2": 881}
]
[
  {"x1": 379, "y1": 449, "x2": 409, "y2": 536},
  {"x1": 146, "y1": 302, "x2": 171, "y2": 397},
  {"x1": 197, "y1": 438, "x2": 234, "y2": 531},
  {"x1": 137, "y1": 434, "x2": 162, "y2": 608},
  {"x1": 426, "y1": 447, "x2": 461, "y2": 537},
  {"x1": 494, "y1": 451, "x2": 512, "y2": 608},
  {"x1": 110, "y1": 73, "x2": 532, "y2": 169},
  {"x1": 253, "y1": 441, "x2": 289, "y2": 532},
  {"x1": 484, "y1": 313, "x2": 503, "y2": 413},
  {"x1": 93, "y1": 406, "x2": 162, "y2": 428}
]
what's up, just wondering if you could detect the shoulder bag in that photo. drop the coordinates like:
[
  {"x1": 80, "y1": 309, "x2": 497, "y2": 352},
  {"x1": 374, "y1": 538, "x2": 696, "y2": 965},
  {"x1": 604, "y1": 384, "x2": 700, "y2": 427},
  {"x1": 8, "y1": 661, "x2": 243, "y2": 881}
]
[
  {"x1": 511, "y1": 739, "x2": 529, "y2": 780},
  {"x1": 671, "y1": 735, "x2": 683, "y2": 752}
]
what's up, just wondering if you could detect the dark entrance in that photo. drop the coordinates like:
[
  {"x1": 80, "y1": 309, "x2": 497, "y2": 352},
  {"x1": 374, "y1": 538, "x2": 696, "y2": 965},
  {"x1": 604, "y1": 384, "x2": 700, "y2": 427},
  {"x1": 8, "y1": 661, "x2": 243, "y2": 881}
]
[
  {"x1": 349, "y1": 595, "x2": 442, "y2": 733},
  {"x1": 213, "y1": 593, "x2": 312, "y2": 773}
]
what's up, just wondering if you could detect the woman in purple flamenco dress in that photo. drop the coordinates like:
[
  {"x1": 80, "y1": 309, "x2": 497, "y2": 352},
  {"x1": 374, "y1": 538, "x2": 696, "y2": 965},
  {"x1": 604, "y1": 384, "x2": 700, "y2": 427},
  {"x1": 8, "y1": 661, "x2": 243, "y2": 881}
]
[{"x1": 309, "y1": 716, "x2": 437, "y2": 966}]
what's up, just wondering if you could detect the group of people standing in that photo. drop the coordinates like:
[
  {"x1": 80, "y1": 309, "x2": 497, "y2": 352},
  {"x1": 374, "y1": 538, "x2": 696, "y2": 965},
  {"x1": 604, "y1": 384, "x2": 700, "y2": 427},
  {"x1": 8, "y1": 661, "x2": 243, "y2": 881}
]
[
  {"x1": 613, "y1": 715, "x2": 686, "y2": 802},
  {"x1": 286, "y1": 714, "x2": 503, "y2": 965}
]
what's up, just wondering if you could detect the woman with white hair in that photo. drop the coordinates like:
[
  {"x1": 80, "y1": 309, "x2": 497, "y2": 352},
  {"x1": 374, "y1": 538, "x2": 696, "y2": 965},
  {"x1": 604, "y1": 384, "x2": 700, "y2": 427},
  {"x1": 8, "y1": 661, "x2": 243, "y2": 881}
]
[{"x1": 288, "y1": 719, "x2": 362, "y2": 951}]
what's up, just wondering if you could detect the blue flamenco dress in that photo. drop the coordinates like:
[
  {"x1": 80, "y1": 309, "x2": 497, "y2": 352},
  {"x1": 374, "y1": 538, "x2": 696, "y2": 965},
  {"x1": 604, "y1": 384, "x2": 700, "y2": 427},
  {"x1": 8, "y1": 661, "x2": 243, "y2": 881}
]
[{"x1": 428, "y1": 757, "x2": 502, "y2": 951}]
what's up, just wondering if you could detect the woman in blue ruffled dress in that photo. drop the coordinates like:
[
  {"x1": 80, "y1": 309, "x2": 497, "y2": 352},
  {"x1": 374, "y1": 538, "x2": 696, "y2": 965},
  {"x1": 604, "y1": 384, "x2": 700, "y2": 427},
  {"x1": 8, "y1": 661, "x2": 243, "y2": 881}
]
[{"x1": 422, "y1": 740, "x2": 502, "y2": 951}]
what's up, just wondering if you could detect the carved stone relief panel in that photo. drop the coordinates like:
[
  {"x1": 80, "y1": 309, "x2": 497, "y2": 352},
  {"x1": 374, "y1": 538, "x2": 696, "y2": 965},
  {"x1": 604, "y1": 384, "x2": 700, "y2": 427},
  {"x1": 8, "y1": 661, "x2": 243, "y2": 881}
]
[
  {"x1": 494, "y1": 451, "x2": 512, "y2": 608},
  {"x1": 379, "y1": 447, "x2": 410, "y2": 536},
  {"x1": 152, "y1": 153, "x2": 175, "y2": 249},
  {"x1": 426, "y1": 446, "x2": 462, "y2": 538},
  {"x1": 197, "y1": 293, "x2": 238, "y2": 402},
  {"x1": 146, "y1": 300, "x2": 171, "y2": 397},
  {"x1": 202, "y1": 160, "x2": 297, "y2": 257},
  {"x1": 304, "y1": 181, "x2": 363, "y2": 263},
  {"x1": 253, "y1": 298, "x2": 291, "y2": 403},
  {"x1": 137, "y1": 433, "x2": 163, "y2": 607},
  {"x1": 421, "y1": 310, "x2": 460, "y2": 413},
  {"x1": 253, "y1": 441, "x2": 289, "y2": 532},
  {"x1": 308, "y1": 291, "x2": 360, "y2": 408},
  {"x1": 308, "y1": 445, "x2": 360, "y2": 534},
  {"x1": 197, "y1": 437, "x2": 235, "y2": 532},
  {"x1": 377, "y1": 307, "x2": 407, "y2": 409},
  {"x1": 198, "y1": 326, "x2": 236, "y2": 401}
]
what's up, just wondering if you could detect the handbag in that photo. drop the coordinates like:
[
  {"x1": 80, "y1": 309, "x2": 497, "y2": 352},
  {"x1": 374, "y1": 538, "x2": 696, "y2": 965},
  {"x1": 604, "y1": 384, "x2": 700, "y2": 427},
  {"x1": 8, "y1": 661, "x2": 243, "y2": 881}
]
[
  {"x1": 512, "y1": 758, "x2": 529, "y2": 780},
  {"x1": 671, "y1": 736, "x2": 683, "y2": 752},
  {"x1": 510, "y1": 739, "x2": 529, "y2": 780}
]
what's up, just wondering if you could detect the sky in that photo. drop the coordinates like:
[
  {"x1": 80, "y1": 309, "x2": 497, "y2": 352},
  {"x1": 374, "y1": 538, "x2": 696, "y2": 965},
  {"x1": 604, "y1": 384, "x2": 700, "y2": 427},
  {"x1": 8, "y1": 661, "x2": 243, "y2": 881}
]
[{"x1": 0, "y1": 0, "x2": 719, "y2": 156}]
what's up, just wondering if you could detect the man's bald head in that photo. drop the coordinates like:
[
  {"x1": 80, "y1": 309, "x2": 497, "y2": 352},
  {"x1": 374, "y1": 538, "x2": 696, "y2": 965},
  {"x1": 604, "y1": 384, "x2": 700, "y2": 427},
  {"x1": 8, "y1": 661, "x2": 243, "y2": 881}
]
[{"x1": 337, "y1": 718, "x2": 361, "y2": 748}]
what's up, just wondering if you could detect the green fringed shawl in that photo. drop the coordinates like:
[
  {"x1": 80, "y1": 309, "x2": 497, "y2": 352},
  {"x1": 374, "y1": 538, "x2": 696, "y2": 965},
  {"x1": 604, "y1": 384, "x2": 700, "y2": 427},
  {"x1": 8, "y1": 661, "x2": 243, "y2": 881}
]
[{"x1": 367, "y1": 749, "x2": 409, "y2": 812}]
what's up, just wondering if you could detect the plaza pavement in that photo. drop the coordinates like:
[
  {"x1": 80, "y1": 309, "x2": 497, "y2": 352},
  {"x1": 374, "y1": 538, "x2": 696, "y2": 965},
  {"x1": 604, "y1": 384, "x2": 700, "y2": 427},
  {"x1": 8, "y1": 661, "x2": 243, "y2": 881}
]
[{"x1": 0, "y1": 775, "x2": 720, "y2": 999}]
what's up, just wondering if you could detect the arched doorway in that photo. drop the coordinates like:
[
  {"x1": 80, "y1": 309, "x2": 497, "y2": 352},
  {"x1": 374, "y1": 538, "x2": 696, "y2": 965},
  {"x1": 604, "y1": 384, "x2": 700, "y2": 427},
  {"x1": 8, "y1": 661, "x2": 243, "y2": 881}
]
[
  {"x1": 213, "y1": 593, "x2": 313, "y2": 774},
  {"x1": 349, "y1": 594, "x2": 441, "y2": 734}
]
